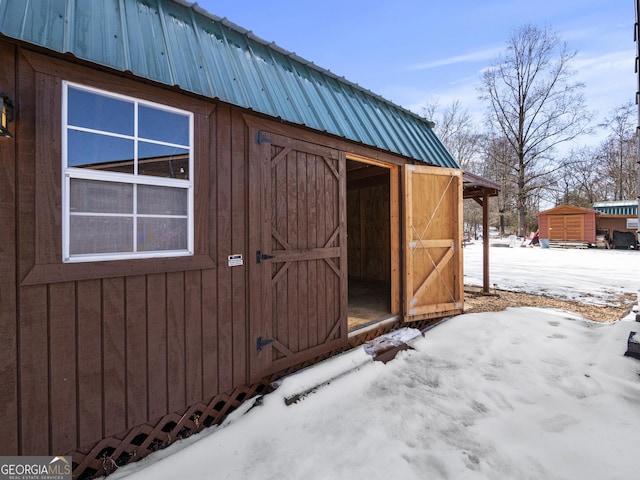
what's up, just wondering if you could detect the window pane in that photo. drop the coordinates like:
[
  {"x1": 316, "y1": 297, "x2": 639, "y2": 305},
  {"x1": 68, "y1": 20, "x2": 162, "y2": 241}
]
[
  {"x1": 137, "y1": 217, "x2": 188, "y2": 251},
  {"x1": 138, "y1": 142, "x2": 189, "y2": 179},
  {"x1": 68, "y1": 130, "x2": 134, "y2": 173},
  {"x1": 139, "y1": 105, "x2": 189, "y2": 145},
  {"x1": 68, "y1": 87, "x2": 134, "y2": 135},
  {"x1": 138, "y1": 184, "x2": 188, "y2": 215},
  {"x1": 69, "y1": 216, "x2": 133, "y2": 254},
  {"x1": 70, "y1": 179, "x2": 133, "y2": 213},
  {"x1": 63, "y1": 84, "x2": 193, "y2": 262}
]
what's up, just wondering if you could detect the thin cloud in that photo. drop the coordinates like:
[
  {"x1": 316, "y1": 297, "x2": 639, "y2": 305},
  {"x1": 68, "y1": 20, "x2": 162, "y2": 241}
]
[
  {"x1": 408, "y1": 46, "x2": 503, "y2": 71},
  {"x1": 574, "y1": 50, "x2": 634, "y2": 72}
]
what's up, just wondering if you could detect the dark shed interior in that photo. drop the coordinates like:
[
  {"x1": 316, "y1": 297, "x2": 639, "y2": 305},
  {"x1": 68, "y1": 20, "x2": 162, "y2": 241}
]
[{"x1": 346, "y1": 159, "x2": 393, "y2": 329}]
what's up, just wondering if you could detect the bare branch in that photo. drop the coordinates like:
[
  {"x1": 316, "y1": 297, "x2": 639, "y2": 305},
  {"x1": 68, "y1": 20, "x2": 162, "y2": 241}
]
[{"x1": 478, "y1": 23, "x2": 592, "y2": 235}]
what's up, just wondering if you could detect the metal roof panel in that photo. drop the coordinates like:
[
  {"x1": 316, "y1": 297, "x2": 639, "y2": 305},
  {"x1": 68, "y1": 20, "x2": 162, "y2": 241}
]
[
  {"x1": 593, "y1": 200, "x2": 638, "y2": 216},
  {"x1": 0, "y1": 0, "x2": 67, "y2": 51},
  {"x1": 0, "y1": 0, "x2": 459, "y2": 169}
]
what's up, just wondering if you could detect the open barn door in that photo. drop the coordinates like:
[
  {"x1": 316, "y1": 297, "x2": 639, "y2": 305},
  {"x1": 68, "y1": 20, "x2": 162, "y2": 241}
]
[
  {"x1": 403, "y1": 165, "x2": 463, "y2": 322},
  {"x1": 249, "y1": 129, "x2": 348, "y2": 381}
]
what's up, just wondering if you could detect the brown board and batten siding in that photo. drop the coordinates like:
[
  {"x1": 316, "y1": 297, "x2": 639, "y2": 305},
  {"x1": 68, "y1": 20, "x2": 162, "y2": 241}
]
[
  {"x1": 0, "y1": 33, "x2": 463, "y2": 479},
  {"x1": 0, "y1": 40, "x2": 18, "y2": 456},
  {"x1": 0, "y1": 44, "x2": 255, "y2": 457},
  {"x1": 347, "y1": 168, "x2": 392, "y2": 283}
]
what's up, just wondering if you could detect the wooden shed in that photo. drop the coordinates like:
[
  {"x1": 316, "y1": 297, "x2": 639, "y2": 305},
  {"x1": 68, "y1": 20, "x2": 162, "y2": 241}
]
[
  {"x1": 537, "y1": 205, "x2": 598, "y2": 246},
  {"x1": 0, "y1": 1, "x2": 463, "y2": 477}
]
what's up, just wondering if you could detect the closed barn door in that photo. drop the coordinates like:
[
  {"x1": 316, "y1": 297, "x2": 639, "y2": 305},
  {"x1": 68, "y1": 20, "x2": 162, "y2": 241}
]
[
  {"x1": 249, "y1": 130, "x2": 348, "y2": 380},
  {"x1": 548, "y1": 215, "x2": 584, "y2": 241},
  {"x1": 404, "y1": 165, "x2": 463, "y2": 321}
]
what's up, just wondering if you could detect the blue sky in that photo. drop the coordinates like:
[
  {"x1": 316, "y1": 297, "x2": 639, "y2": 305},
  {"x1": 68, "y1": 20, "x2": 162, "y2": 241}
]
[{"x1": 195, "y1": 0, "x2": 634, "y2": 133}]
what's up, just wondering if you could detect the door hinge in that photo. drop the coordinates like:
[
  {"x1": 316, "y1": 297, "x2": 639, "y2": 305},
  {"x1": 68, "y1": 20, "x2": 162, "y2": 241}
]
[
  {"x1": 256, "y1": 130, "x2": 272, "y2": 144},
  {"x1": 256, "y1": 250, "x2": 276, "y2": 263},
  {"x1": 256, "y1": 336, "x2": 274, "y2": 352}
]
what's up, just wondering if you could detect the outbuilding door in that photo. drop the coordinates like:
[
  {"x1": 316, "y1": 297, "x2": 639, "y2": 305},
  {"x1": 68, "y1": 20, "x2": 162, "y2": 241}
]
[
  {"x1": 548, "y1": 215, "x2": 584, "y2": 241},
  {"x1": 403, "y1": 165, "x2": 463, "y2": 322},
  {"x1": 249, "y1": 130, "x2": 348, "y2": 381}
]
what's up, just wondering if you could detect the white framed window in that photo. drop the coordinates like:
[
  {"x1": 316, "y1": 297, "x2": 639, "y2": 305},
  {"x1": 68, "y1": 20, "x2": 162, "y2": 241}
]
[{"x1": 62, "y1": 82, "x2": 194, "y2": 263}]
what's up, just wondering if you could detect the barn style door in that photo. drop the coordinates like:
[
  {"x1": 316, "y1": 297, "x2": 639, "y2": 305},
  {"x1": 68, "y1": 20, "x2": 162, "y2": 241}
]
[
  {"x1": 403, "y1": 165, "x2": 463, "y2": 322},
  {"x1": 249, "y1": 130, "x2": 348, "y2": 380},
  {"x1": 548, "y1": 215, "x2": 584, "y2": 241}
]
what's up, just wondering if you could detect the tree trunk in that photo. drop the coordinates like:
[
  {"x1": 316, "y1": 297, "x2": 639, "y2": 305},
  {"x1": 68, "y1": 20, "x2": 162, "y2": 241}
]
[{"x1": 517, "y1": 155, "x2": 526, "y2": 237}]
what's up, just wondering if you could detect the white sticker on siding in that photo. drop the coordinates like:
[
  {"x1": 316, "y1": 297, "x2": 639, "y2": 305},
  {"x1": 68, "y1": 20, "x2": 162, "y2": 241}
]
[{"x1": 228, "y1": 254, "x2": 243, "y2": 267}]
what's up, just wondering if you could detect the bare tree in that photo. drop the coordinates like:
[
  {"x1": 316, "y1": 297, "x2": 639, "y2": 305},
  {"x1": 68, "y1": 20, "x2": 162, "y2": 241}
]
[
  {"x1": 482, "y1": 135, "x2": 518, "y2": 234},
  {"x1": 551, "y1": 146, "x2": 605, "y2": 205},
  {"x1": 598, "y1": 102, "x2": 638, "y2": 200},
  {"x1": 479, "y1": 24, "x2": 592, "y2": 236},
  {"x1": 423, "y1": 100, "x2": 483, "y2": 172}
]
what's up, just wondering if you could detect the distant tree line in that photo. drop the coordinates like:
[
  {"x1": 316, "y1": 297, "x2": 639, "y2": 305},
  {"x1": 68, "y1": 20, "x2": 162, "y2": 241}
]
[{"x1": 425, "y1": 24, "x2": 639, "y2": 237}]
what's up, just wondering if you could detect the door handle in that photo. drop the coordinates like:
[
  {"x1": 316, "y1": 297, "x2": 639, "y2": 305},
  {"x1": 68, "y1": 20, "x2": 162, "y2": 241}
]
[{"x1": 256, "y1": 250, "x2": 276, "y2": 264}]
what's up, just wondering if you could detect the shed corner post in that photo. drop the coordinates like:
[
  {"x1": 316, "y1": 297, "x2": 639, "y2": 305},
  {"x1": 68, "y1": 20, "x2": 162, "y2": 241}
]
[{"x1": 482, "y1": 192, "x2": 491, "y2": 294}]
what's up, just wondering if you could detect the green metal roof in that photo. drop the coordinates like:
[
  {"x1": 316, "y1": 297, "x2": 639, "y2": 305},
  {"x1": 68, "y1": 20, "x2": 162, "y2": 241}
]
[
  {"x1": 593, "y1": 200, "x2": 638, "y2": 216},
  {"x1": 0, "y1": 0, "x2": 459, "y2": 169}
]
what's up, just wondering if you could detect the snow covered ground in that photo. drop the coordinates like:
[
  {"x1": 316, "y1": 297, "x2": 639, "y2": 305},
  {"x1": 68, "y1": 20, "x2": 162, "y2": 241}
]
[
  {"x1": 110, "y1": 242, "x2": 640, "y2": 480},
  {"x1": 464, "y1": 240, "x2": 639, "y2": 306}
]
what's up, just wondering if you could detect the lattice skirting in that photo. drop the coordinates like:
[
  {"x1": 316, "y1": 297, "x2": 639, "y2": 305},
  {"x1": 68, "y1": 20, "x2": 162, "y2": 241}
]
[
  {"x1": 69, "y1": 317, "x2": 440, "y2": 479},
  {"x1": 69, "y1": 382, "x2": 271, "y2": 479}
]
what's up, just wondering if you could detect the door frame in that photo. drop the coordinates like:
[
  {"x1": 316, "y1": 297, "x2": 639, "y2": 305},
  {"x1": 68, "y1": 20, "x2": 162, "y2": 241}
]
[{"x1": 345, "y1": 153, "x2": 401, "y2": 318}]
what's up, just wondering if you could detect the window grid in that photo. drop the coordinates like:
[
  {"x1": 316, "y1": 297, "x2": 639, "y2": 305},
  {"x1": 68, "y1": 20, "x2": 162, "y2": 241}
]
[{"x1": 62, "y1": 81, "x2": 194, "y2": 263}]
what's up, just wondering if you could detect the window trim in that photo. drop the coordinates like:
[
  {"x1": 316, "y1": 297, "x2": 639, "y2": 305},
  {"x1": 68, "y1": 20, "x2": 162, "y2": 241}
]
[{"x1": 61, "y1": 81, "x2": 195, "y2": 263}]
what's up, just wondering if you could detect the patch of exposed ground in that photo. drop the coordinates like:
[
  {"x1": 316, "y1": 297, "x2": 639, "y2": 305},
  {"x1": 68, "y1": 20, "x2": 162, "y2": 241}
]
[{"x1": 464, "y1": 286, "x2": 635, "y2": 323}]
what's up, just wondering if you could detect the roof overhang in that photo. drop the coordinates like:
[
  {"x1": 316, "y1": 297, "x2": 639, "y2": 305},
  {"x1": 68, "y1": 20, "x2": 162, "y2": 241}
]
[{"x1": 462, "y1": 171, "x2": 500, "y2": 199}]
